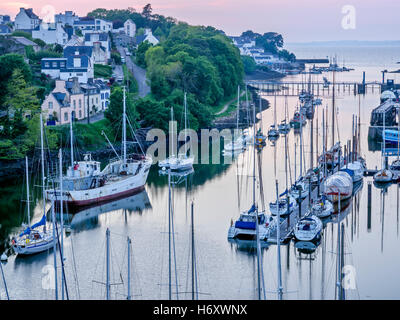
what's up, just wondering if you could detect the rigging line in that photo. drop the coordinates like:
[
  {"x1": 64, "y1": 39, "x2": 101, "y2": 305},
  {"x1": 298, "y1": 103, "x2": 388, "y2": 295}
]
[
  {"x1": 171, "y1": 183, "x2": 179, "y2": 300},
  {"x1": 44, "y1": 127, "x2": 69, "y2": 300}
]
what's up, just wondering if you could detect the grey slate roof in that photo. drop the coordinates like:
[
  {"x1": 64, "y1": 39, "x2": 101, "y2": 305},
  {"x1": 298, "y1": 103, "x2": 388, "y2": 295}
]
[{"x1": 63, "y1": 46, "x2": 93, "y2": 58}]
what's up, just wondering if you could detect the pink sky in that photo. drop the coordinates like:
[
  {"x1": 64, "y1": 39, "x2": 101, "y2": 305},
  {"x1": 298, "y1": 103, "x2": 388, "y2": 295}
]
[{"x1": 1, "y1": 0, "x2": 399, "y2": 42}]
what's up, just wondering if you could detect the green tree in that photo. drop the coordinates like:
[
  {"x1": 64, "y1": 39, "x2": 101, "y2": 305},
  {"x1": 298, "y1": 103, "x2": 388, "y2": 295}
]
[
  {"x1": 105, "y1": 86, "x2": 138, "y2": 137},
  {"x1": 241, "y1": 55, "x2": 257, "y2": 74},
  {"x1": 0, "y1": 54, "x2": 32, "y2": 107},
  {"x1": 142, "y1": 4, "x2": 153, "y2": 19},
  {"x1": 3, "y1": 69, "x2": 40, "y2": 115},
  {"x1": 136, "y1": 41, "x2": 152, "y2": 68}
]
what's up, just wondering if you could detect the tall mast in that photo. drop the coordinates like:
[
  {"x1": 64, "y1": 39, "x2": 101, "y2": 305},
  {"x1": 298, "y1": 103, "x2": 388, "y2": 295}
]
[
  {"x1": 184, "y1": 92, "x2": 187, "y2": 156},
  {"x1": 170, "y1": 107, "x2": 174, "y2": 157},
  {"x1": 191, "y1": 201, "x2": 195, "y2": 300},
  {"x1": 40, "y1": 114, "x2": 46, "y2": 218},
  {"x1": 168, "y1": 170, "x2": 172, "y2": 300},
  {"x1": 127, "y1": 236, "x2": 131, "y2": 300},
  {"x1": 25, "y1": 156, "x2": 30, "y2": 227},
  {"x1": 70, "y1": 120, "x2": 74, "y2": 167},
  {"x1": 300, "y1": 121, "x2": 303, "y2": 178},
  {"x1": 106, "y1": 228, "x2": 110, "y2": 300},
  {"x1": 51, "y1": 202, "x2": 58, "y2": 300},
  {"x1": 332, "y1": 70, "x2": 336, "y2": 148},
  {"x1": 236, "y1": 86, "x2": 240, "y2": 132},
  {"x1": 123, "y1": 86, "x2": 127, "y2": 165},
  {"x1": 253, "y1": 96, "x2": 262, "y2": 300},
  {"x1": 59, "y1": 149, "x2": 65, "y2": 300},
  {"x1": 274, "y1": 93, "x2": 277, "y2": 127},
  {"x1": 275, "y1": 180, "x2": 283, "y2": 300}
]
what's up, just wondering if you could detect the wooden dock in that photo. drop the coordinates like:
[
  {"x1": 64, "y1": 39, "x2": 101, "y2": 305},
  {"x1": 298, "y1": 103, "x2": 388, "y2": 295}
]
[{"x1": 247, "y1": 80, "x2": 382, "y2": 97}]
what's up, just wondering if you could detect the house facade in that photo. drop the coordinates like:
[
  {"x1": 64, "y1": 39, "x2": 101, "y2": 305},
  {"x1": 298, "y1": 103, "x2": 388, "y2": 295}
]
[
  {"x1": 0, "y1": 25, "x2": 12, "y2": 35},
  {"x1": 14, "y1": 8, "x2": 40, "y2": 30},
  {"x1": 84, "y1": 32, "x2": 111, "y2": 59},
  {"x1": 74, "y1": 18, "x2": 112, "y2": 34},
  {"x1": 32, "y1": 22, "x2": 69, "y2": 45},
  {"x1": 124, "y1": 19, "x2": 136, "y2": 38},
  {"x1": 55, "y1": 11, "x2": 79, "y2": 26},
  {"x1": 41, "y1": 78, "x2": 109, "y2": 125},
  {"x1": 41, "y1": 50, "x2": 94, "y2": 83},
  {"x1": 135, "y1": 29, "x2": 159, "y2": 46}
]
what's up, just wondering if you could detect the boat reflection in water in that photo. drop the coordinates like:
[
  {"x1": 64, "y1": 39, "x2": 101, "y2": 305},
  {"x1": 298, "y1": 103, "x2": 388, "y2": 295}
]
[
  {"x1": 228, "y1": 238, "x2": 270, "y2": 252},
  {"x1": 294, "y1": 239, "x2": 321, "y2": 255},
  {"x1": 68, "y1": 190, "x2": 151, "y2": 232}
]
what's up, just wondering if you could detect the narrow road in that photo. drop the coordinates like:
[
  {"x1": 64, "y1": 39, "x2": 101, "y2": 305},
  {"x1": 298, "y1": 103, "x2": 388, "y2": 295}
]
[
  {"x1": 215, "y1": 91, "x2": 245, "y2": 116},
  {"x1": 117, "y1": 45, "x2": 150, "y2": 97}
]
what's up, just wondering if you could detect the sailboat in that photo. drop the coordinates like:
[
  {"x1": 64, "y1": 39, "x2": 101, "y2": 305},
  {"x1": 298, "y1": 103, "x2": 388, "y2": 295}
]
[
  {"x1": 374, "y1": 111, "x2": 394, "y2": 183},
  {"x1": 228, "y1": 101, "x2": 269, "y2": 242},
  {"x1": 223, "y1": 86, "x2": 246, "y2": 154},
  {"x1": 169, "y1": 93, "x2": 195, "y2": 171},
  {"x1": 278, "y1": 96, "x2": 291, "y2": 134},
  {"x1": 255, "y1": 96, "x2": 267, "y2": 146},
  {"x1": 267, "y1": 94, "x2": 279, "y2": 139},
  {"x1": 12, "y1": 116, "x2": 55, "y2": 255},
  {"x1": 293, "y1": 215, "x2": 323, "y2": 242},
  {"x1": 311, "y1": 195, "x2": 333, "y2": 218},
  {"x1": 46, "y1": 87, "x2": 152, "y2": 208}
]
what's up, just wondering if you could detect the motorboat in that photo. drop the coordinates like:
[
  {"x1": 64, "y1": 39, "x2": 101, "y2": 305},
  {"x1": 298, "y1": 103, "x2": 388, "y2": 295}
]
[
  {"x1": 293, "y1": 215, "x2": 323, "y2": 242},
  {"x1": 227, "y1": 205, "x2": 269, "y2": 241},
  {"x1": 373, "y1": 168, "x2": 394, "y2": 184}
]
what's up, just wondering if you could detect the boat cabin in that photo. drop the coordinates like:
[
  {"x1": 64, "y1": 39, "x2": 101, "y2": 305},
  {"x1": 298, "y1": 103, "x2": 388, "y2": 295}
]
[{"x1": 370, "y1": 100, "x2": 399, "y2": 127}]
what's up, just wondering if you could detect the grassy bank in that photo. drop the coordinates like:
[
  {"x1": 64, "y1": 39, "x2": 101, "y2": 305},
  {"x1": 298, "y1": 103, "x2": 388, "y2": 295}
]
[
  {"x1": 50, "y1": 118, "x2": 113, "y2": 151},
  {"x1": 94, "y1": 64, "x2": 112, "y2": 79}
]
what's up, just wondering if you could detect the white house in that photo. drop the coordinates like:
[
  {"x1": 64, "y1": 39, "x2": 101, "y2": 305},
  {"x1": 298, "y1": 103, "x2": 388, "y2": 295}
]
[
  {"x1": 55, "y1": 11, "x2": 79, "y2": 26},
  {"x1": 14, "y1": 8, "x2": 40, "y2": 30},
  {"x1": 135, "y1": 29, "x2": 159, "y2": 46},
  {"x1": 41, "y1": 50, "x2": 94, "y2": 83},
  {"x1": 124, "y1": 19, "x2": 136, "y2": 38},
  {"x1": 84, "y1": 32, "x2": 111, "y2": 59},
  {"x1": 74, "y1": 18, "x2": 112, "y2": 34},
  {"x1": 32, "y1": 22, "x2": 69, "y2": 45}
]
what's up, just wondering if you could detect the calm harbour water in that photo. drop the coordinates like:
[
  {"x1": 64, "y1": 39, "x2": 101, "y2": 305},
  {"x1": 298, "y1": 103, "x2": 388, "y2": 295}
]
[{"x1": 1, "y1": 44, "x2": 400, "y2": 300}]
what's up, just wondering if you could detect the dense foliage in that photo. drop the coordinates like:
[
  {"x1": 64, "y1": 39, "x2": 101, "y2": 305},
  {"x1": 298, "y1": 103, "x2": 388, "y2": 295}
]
[
  {"x1": 87, "y1": 4, "x2": 176, "y2": 39},
  {"x1": 129, "y1": 23, "x2": 243, "y2": 131},
  {"x1": 240, "y1": 30, "x2": 296, "y2": 60}
]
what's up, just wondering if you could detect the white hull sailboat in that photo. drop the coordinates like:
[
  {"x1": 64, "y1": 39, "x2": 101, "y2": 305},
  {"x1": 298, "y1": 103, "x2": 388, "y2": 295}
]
[
  {"x1": 46, "y1": 87, "x2": 152, "y2": 209},
  {"x1": 293, "y1": 215, "x2": 323, "y2": 242},
  {"x1": 311, "y1": 196, "x2": 333, "y2": 218},
  {"x1": 12, "y1": 120, "x2": 55, "y2": 255}
]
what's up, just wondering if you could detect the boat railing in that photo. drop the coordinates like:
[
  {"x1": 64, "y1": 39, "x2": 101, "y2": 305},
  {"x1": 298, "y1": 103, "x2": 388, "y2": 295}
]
[{"x1": 108, "y1": 153, "x2": 148, "y2": 164}]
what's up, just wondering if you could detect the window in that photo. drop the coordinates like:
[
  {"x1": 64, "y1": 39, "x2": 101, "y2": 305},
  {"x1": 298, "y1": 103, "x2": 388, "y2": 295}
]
[
  {"x1": 73, "y1": 100, "x2": 76, "y2": 108},
  {"x1": 79, "y1": 99, "x2": 81, "y2": 107},
  {"x1": 60, "y1": 62, "x2": 65, "y2": 68},
  {"x1": 91, "y1": 98, "x2": 94, "y2": 104},
  {"x1": 105, "y1": 93, "x2": 109, "y2": 99},
  {"x1": 45, "y1": 62, "x2": 50, "y2": 68},
  {"x1": 48, "y1": 101, "x2": 53, "y2": 109},
  {"x1": 96, "y1": 97, "x2": 98, "y2": 103},
  {"x1": 101, "y1": 93, "x2": 104, "y2": 99},
  {"x1": 52, "y1": 62, "x2": 58, "y2": 68},
  {"x1": 79, "y1": 110, "x2": 82, "y2": 118},
  {"x1": 64, "y1": 112, "x2": 68, "y2": 121}
]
